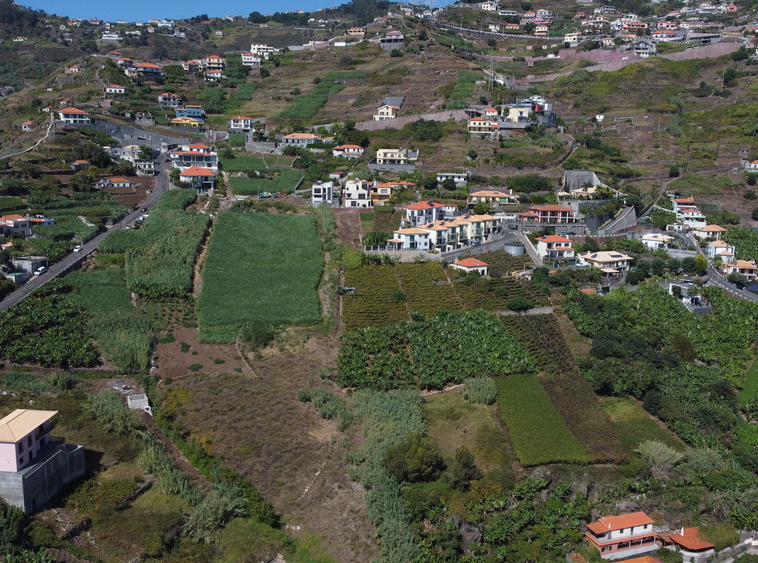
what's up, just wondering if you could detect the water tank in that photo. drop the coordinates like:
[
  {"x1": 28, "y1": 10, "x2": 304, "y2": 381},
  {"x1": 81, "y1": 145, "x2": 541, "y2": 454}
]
[{"x1": 504, "y1": 242, "x2": 525, "y2": 255}]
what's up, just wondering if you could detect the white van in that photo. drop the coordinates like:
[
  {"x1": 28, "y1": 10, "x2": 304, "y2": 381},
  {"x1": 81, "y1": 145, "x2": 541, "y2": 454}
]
[{"x1": 34, "y1": 266, "x2": 46, "y2": 276}]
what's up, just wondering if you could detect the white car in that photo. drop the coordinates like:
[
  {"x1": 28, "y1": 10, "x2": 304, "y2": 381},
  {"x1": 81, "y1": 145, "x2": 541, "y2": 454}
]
[{"x1": 73, "y1": 245, "x2": 82, "y2": 252}]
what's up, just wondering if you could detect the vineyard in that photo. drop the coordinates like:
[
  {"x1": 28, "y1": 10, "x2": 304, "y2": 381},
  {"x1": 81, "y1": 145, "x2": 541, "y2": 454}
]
[
  {"x1": 197, "y1": 212, "x2": 323, "y2": 343},
  {"x1": 495, "y1": 374, "x2": 591, "y2": 466},
  {"x1": 474, "y1": 251, "x2": 533, "y2": 275},
  {"x1": 503, "y1": 314, "x2": 627, "y2": 462},
  {"x1": 341, "y1": 259, "x2": 545, "y2": 330},
  {"x1": 99, "y1": 190, "x2": 209, "y2": 300},
  {"x1": 337, "y1": 310, "x2": 533, "y2": 389}
]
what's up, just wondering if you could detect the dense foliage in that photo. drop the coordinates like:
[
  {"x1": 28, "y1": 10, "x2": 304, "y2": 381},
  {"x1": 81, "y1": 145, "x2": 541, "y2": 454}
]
[
  {"x1": 0, "y1": 280, "x2": 97, "y2": 368},
  {"x1": 338, "y1": 310, "x2": 533, "y2": 389}
]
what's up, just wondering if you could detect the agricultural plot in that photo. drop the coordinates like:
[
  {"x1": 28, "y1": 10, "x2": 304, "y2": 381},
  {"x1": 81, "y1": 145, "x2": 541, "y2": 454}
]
[
  {"x1": 279, "y1": 71, "x2": 365, "y2": 121},
  {"x1": 475, "y1": 251, "x2": 532, "y2": 274},
  {"x1": 601, "y1": 397, "x2": 686, "y2": 452},
  {"x1": 220, "y1": 153, "x2": 293, "y2": 173},
  {"x1": 455, "y1": 276, "x2": 546, "y2": 310},
  {"x1": 503, "y1": 314, "x2": 627, "y2": 462},
  {"x1": 371, "y1": 206, "x2": 402, "y2": 232},
  {"x1": 66, "y1": 268, "x2": 154, "y2": 374},
  {"x1": 495, "y1": 374, "x2": 590, "y2": 466},
  {"x1": 99, "y1": 190, "x2": 209, "y2": 300},
  {"x1": 227, "y1": 169, "x2": 304, "y2": 195},
  {"x1": 197, "y1": 212, "x2": 323, "y2": 343},
  {"x1": 342, "y1": 266, "x2": 409, "y2": 329},
  {"x1": 396, "y1": 262, "x2": 463, "y2": 317},
  {"x1": 337, "y1": 310, "x2": 533, "y2": 389},
  {"x1": 32, "y1": 195, "x2": 126, "y2": 244}
]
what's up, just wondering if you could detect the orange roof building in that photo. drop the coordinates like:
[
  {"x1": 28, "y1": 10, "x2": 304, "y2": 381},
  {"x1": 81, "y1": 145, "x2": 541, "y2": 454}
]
[
  {"x1": 668, "y1": 527, "x2": 715, "y2": 555},
  {"x1": 585, "y1": 512, "x2": 658, "y2": 560}
]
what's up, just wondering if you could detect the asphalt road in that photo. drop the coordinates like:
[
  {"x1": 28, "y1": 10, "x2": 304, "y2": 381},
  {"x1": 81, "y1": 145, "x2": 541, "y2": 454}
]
[{"x1": 0, "y1": 152, "x2": 171, "y2": 312}]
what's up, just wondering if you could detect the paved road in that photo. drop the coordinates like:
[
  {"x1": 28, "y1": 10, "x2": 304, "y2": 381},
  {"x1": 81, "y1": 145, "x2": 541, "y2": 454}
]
[{"x1": 0, "y1": 153, "x2": 171, "y2": 312}]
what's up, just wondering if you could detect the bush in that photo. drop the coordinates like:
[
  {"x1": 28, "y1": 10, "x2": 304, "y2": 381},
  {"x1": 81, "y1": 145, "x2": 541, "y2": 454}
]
[
  {"x1": 88, "y1": 390, "x2": 142, "y2": 436},
  {"x1": 183, "y1": 484, "x2": 247, "y2": 544},
  {"x1": 384, "y1": 432, "x2": 444, "y2": 483},
  {"x1": 462, "y1": 377, "x2": 497, "y2": 404},
  {"x1": 448, "y1": 446, "x2": 482, "y2": 491},
  {"x1": 507, "y1": 296, "x2": 533, "y2": 311}
]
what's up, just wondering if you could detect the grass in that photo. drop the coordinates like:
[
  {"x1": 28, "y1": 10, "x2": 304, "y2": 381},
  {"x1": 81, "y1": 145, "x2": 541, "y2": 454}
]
[
  {"x1": 220, "y1": 154, "x2": 291, "y2": 173},
  {"x1": 279, "y1": 71, "x2": 365, "y2": 121},
  {"x1": 227, "y1": 169, "x2": 304, "y2": 195},
  {"x1": 197, "y1": 212, "x2": 323, "y2": 343},
  {"x1": 495, "y1": 374, "x2": 590, "y2": 466},
  {"x1": 600, "y1": 396, "x2": 686, "y2": 452},
  {"x1": 738, "y1": 356, "x2": 758, "y2": 406},
  {"x1": 424, "y1": 391, "x2": 514, "y2": 483},
  {"x1": 0, "y1": 195, "x2": 25, "y2": 212},
  {"x1": 669, "y1": 173, "x2": 740, "y2": 195}
]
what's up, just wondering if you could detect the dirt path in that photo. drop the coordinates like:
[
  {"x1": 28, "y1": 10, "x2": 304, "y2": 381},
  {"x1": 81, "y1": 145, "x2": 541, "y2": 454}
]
[{"x1": 192, "y1": 219, "x2": 213, "y2": 298}]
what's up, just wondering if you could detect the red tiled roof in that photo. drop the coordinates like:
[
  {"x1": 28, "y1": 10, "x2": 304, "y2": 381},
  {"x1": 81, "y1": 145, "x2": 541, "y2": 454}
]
[
  {"x1": 536, "y1": 235, "x2": 572, "y2": 243},
  {"x1": 335, "y1": 144, "x2": 364, "y2": 150},
  {"x1": 455, "y1": 258, "x2": 488, "y2": 268},
  {"x1": 580, "y1": 288, "x2": 597, "y2": 295},
  {"x1": 530, "y1": 205, "x2": 574, "y2": 212},
  {"x1": 60, "y1": 107, "x2": 89, "y2": 115},
  {"x1": 0, "y1": 214, "x2": 26, "y2": 222},
  {"x1": 587, "y1": 512, "x2": 653, "y2": 534},
  {"x1": 407, "y1": 201, "x2": 445, "y2": 210},
  {"x1": 187, "y1": 143, "x2": 210, "y2": 149},
  {"x1": 136, "y1": 62, "x2": 163, "y2": 69},
  {"x1": 180, "y1": 166, "x2": 216, "y2": 177},
  {"x1": 669, "y1": 527, "x2": 714, "y2": 552}
]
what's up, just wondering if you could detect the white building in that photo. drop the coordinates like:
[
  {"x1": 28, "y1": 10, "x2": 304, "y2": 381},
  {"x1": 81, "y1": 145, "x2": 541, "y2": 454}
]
[
  {"x1": 706, "y1": 239, "x2": 735, "y2": 261},
  {"x1": 404, "y1": 200, "x2": 457, "y2": 227},
  {"x1": 386, "y1": 227, "x2": 432, "y2": 251},
  {"x1": 241, "y1": 53, "x2": 262, "y2": 67},
  {"x1": 535, "y1": 235, "x2": 575, "y2": 262},
  {"x1": 312, "y1": 181, "x2": 335, "y2": 206},
  {"x1": 342, "y1": 178, "x2": 373, "y2": 208},
  {"x1": 57, "y1": 107, "x2": 91, "y2": 125},
  {"x1": 640, "y1": 232, "x2": 673, "y2": 250},
  {"x1": 582, "y1": 251, "x2": 633, "y2": 273},
  {"x1": 249, "y1": 43, "x2": 278, "y2": 59},
  {"x1": 332, "y1": 144, "x2": 365, "y2": 158}
]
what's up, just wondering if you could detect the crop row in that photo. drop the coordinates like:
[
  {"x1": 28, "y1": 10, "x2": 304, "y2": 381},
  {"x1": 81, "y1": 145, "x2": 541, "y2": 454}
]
[
  {"x1": 504, "y1": 314, "x2": 627, "y2": 462},
  {"x1": 342, "y1": 266, "x2": 408, "y2": 329},
  {"x1": 337, "y1": 310, "x2": 533, "y2": 390},
  {"x1": 395, "y1": 262, "x2": 463, "y2": 317}
]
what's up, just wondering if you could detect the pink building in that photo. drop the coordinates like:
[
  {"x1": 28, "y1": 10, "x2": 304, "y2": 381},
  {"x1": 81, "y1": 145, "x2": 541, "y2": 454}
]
[
  {"x1": 528, "y1": 204, "x2": 577, "y2": 223},
  {"x1": 585, "y1": 512, "x2": 658, "y2": 559},
  {"x1": 0, "y1": 410, "x2": 56, "y2": 472}
]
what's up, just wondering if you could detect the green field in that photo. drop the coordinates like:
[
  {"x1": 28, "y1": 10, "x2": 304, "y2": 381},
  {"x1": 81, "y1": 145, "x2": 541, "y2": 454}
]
[
  {"x1": 220, "y1": 154, "x2": 291, "y2": 173},
  {"x1": 495, "y1": 374, "x2": 590, "y2": 466},
  {"x1": 227, "y1": 170, "x2": 304, "y2": 195},
  {"x1": 600, "y1": 397, "x2": 686, "y2": 452},
  {"x1": 739, "y1": 356, "x2": 758, "y2": 407},
  {"x1": 197, "y1": 212, "x2": 324, "y2": 343}
]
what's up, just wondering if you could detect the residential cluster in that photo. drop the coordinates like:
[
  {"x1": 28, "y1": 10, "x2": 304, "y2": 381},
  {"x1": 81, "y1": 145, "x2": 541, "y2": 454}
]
[{"x1": 467, "y1": 95, "x2": 558, "y2": 138}]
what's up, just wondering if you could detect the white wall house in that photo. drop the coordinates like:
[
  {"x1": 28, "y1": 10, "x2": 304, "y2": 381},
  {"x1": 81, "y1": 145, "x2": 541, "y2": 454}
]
[
  {"x1": 640, "y1": 232, "x2": 673, "y2": 250},
  {"x1": 343, "y1": 179, "x2": 373, "y2": 208},
  {"x1": 312, "y1": 181, "x2": 334, "y2": 206},
  {"x1": 535, "y1": 235, "x2": 575, "y2": 262},
  {"x1": 386, "y1": 227, "x2": 431, "y2": 250}
]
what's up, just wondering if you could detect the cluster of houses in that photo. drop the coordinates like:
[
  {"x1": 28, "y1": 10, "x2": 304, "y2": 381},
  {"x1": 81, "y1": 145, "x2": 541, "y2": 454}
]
[
  {"x1": 691, "y1": 222, "x2": 757, "y2": 282},
  {"x1": 467, "y1": 95, "x2": 558, "y2": 137},
  {"x1": 168, "y1": 142, "x2": 218, "y2": 193},
  {"x1": 473, "y1": 3, "x2": 554, "y2": 35}
]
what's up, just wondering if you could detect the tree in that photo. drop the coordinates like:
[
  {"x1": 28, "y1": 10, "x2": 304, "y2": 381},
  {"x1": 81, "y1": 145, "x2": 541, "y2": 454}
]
[
  {"x1": 138, "y1": 145, "x2": 153, "y2": 160},
  {"x1": 747, "y1": 173, "x2": 758, "y2": 186},
  {"x1": 523, "y1": 22, "x2": 536, "y2": 34},
  {"x1": 507, "y1": 296, "x2": 533, "y2": 311},
  {"x1": 635, "y1": 440, "x2": 683, "y2": 479},
  {"x1": 693, "y1": 254, "x2": 707, "y2": 274},
  {"x1": 467, "y1": 150, "x2": 478, "y2": 161},
  {"x1": 449, "y1": 447, "x2": 482, "y2": 491},
  {"x1": 441, "y1": 178, "x2": 456, "y2": 191},
  {"x1": 728, "y1": 271, "x2": 748, "y2": 288},
  {"x1": 752, "y1": 207, "x2": 758, "y2": 221},
  {"x1": 472, "y1": 201, "x2": 492, "y2": 215},
  {"x1": 259, "y1": 67, "x2": 270, "y2": 78},
  {"x1": 384, "y1": 433, "x2": 444, "y2": 483}
]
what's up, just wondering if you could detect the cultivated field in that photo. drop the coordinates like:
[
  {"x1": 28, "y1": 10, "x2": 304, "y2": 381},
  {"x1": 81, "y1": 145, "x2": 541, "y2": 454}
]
[{"x1": 197, "y1": 212, "x2": 323, "y2": 343}]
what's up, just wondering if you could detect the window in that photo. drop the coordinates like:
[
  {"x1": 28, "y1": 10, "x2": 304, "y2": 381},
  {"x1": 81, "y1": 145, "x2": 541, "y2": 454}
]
[{"x1": 17, "y1": 443, "x2": 23, "y2": 454}]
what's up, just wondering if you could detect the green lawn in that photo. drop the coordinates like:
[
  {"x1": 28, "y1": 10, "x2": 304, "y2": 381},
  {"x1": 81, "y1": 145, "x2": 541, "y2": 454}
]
[
  {"x1": 227, "y1": 170, "x2": 304, "y2": 195},
  {"x1": 739, "y1": 356, "x2": 758, "y2": 406},
  {"x1": 600, "y1": 396, "x2": 686, "y2": 452},
  {"x1": 197, "y1": 212, "x2": 324, "y2": 343},
  {"x1": 495, "y1": 374, "x2": 590, "y2": 466}
]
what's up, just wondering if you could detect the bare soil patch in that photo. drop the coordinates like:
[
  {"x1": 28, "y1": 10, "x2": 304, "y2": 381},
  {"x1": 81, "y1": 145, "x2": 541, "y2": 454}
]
[{"x1": 334, "y1": 209, "x2": 363, "y2": 250}]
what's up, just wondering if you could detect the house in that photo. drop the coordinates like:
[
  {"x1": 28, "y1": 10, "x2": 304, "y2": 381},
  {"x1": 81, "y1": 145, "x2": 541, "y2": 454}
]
[
  {"x1": 562, "y1": 169, "x2": 609, "y2": 197},
  {"x1": 99, "y1": 177, "x2": 134, "y2": 189},
  {"x1": 679, "y1": 209, "x2": 707, "y2": 229},
  {"x1": 535, "y1": 235, "x2": 575, "y2": 262},
  {"x1": 205, "y1": 70, "x2": 224, "y2": 82},
  {"x1": 535, "y1": 24, "x2": 550, "y2": 36},
  {"x1": 582, "y1": 251, "x2": 633, "y2": 274},
  {"x1": 484, "y1": 108, "x2": 499, "y2": 119},
  {"x1": 101, "y1": 32, "x2": 123, "y2": 42},
  {"x1": 175, "y1": 105, "x2": 205, "y2": 120},
  {"x1": 281, "y1": 132, "x2": 321, "y2": 146},
  {"x1": 480, "y1": 1, "x2": 499, "y2": 11},
  {"x1": 375, "y1": 148, "x2": 418, "y2": 166},
  {"x1": 373, "y1": 104, "x2": 399, "y2": 121},
  {"x1": 104, "y1": 84, "x2": 125, "y2": 94},
  {"x1": 692, "y1": 224, "x2": 727, "y2": 240},
  {"x1": 179, "y1": 166, "x2": 217, "y2": 194},
  {"x1": 227, "y1": 116, "x2": 256, "y2": 133},
  {"x1": 527, "y1": 204, "x2": 577, "y2": 223},
  {"x1": 20, "y1": 121, "x2": 33, "y2": 132},
  {"x1": 241, "y1": 53, "x2": 262, "y2": 67},
  {"x1": 632, "y1": 39, "x2": 657, "y2": 57},
  {"x1": 437, "y1": 172, "x2": 468, "y2": 186},
  {"x1": 346, "y1": 26, "x2": 365, "y2": 36},
  {"x1": 343, "y1": 178, "x2": 373, "y2": 208},
  {"x1": 723, "y1": 259, "x2": 758, "y2": 282},
  {"x1": 468, "y1": 189, "x2": 519, "y2": 207},
  {"x1": 66, "y1": 64, "x2": 83, "y2": 73},
  {"x1": 130, "y1": 62, "x2": 165, "y2": 79},
  {"x1": 182, "y1": 60, "x2": 202, "y2": 73},
  {"x1": 640, "y1": 232, "x2": 673, "y2": 250},
  {"x1": 386, "y1": 227, "x2": 432, "y2": 251},
  {"x1": 410, "y1": 214, "x2": 500, "y2": 251},
  {"x1": 170, "y1": 143, "x2": 218, "y2": 172},
  {"x1": 312, "y1": 181, "x2": 335, "y2": 206},
  {"x1": 70, "y1": 160, "x2": 90, "y2": 171},
  {"x1": 672, "y1": 196, "x2": 696, "y2": 214},
  {"x1": 157, "y1": 92, "x2": 181, "y2": 107},
  {"x1": 249, "y1": 43, "x2": 278, "y2": 59},
  {"x1": 0, "y1": 409, "x2": 85, "y2": 513},
  {"x1": 0, "y1": 214, "x2": 31, "y2": 237},
  {"x1": 57, "y1": 107, "x2": 91, "y2": 125},
  {"x1": 705, "y1": 239, "x2": 735, "y2": 261},
  {"x1": 371, "y1": 181, "x2": 414, "y2": 203},
  {"x1": 585, "y1": 512, "x2": 657, "y2": 560},
  {"x1": 656, "y1": 527, "x2": 715, "y2": 562},
  {"x1": 170, "y1": 117, "x2": 202, "y2": 128},
  {"x1": 204, "y1": 55, "x2": 225, "y2": 69},
  {"x1": 405, "y1": 200, "x2": 458, "y2": 226},
  {"x1": 451, "y1": 257, "x2": 488, "y2": 275},
  {"x1": 745, "y1": 160, "x2": 758, "y2": 172},
  {"x1": 379, "y1": 31, "x2": 405, "y2": 51},
  {"x1": 467, "y1": 117, "x2": 499, "y2": 136},
  {"x1": 332, "y1": 144, "x2": 365, "y2": 158},
  {"x1": 117, "y1": 57, "x2": 134, "y2": 68}
]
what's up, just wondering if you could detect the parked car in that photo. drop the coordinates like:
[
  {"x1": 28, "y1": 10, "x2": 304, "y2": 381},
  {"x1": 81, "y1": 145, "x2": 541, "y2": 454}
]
[
  {"x1": 73, "y1": 245, "x2": 82, "y2": 252},
  {"x1": 34, "y1": 266, "x2": 46, "y2": 276}
]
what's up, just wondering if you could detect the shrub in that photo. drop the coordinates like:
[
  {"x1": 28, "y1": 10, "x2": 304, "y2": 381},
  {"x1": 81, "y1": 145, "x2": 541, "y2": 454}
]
[
  {"x1": 462, "y1": 377, "x2": 497, "y2": 405},
  {"x1": 507, "y1": 296, "x2": 533, "y2": 311},
  {"x1": 448, "y1": 446, "x2": 482, "y2": 491},
  {"x1": 384, "y1": 432, "x2": 444, "y2": 483},
  {"x1": 88, "y1": 390, "x2": 141, "y2": 436},
  {"x1": 183, "y1": 484, "x2": 248, "y2": 544},
  {"x1": 635, "y1": 440, "x2": 683, "y2": 478}
]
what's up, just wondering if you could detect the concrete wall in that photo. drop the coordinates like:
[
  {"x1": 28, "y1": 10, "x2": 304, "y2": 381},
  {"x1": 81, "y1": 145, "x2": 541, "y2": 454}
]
[{"x1": 0, "y1": 443, "x2": 84, "y2": 513}]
